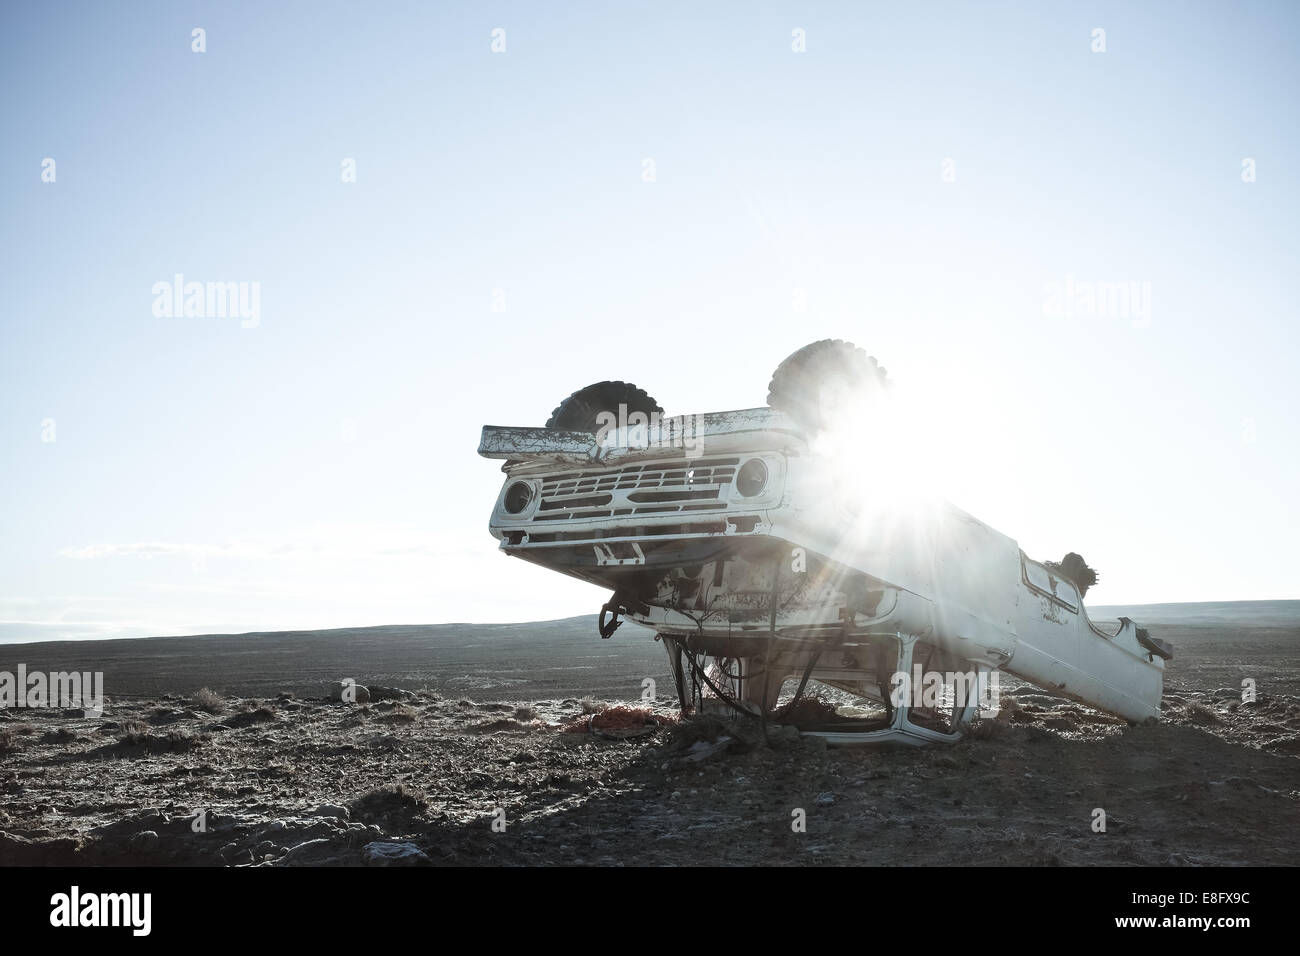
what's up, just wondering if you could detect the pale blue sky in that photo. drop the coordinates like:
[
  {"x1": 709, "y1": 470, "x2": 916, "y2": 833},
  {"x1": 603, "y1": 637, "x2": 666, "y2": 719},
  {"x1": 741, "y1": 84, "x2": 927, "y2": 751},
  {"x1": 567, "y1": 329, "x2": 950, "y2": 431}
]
[{"x1": 2, "y1": 1, "x2": 1297, "y2": 641}]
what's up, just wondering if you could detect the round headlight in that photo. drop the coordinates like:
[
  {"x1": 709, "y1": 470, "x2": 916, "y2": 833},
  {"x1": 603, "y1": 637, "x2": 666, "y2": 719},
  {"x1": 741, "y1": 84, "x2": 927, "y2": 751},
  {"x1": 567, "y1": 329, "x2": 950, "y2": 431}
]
[
  {"x1": 503, "y1": 481, "x2": 533, "y2": 514},
  {"x1": 736, "y1": 458, "x2": 768, "y2": 497}
]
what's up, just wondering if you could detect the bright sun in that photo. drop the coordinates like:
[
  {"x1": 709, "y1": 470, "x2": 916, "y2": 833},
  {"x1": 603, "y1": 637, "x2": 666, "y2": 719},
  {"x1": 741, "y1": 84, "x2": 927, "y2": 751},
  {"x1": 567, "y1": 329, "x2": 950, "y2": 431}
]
[{"x1": 809, "y1": 380, "x2": 946, "y2": 518}]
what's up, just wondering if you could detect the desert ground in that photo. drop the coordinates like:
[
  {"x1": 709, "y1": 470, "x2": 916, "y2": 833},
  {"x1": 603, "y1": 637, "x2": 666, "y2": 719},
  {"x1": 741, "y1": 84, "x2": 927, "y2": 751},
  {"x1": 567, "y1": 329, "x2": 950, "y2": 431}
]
[{"x1": 0, "y1": 602, "x2": 1297, "y2": 866}]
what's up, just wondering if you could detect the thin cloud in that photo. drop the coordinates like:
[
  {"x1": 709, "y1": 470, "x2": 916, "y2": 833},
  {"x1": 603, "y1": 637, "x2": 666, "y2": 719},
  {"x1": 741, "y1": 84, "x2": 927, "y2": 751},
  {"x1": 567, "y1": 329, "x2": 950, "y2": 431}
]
[{"x1": 58, "y1": 533, "x2": 480, "y2": 562}]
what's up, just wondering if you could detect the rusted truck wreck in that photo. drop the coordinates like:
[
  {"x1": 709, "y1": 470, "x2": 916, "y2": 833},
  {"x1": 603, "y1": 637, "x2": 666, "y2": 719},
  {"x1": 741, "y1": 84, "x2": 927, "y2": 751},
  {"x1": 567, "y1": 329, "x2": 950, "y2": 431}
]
[{"x1": 479, "y1": 340, "x2": 1171, "y2": 744}]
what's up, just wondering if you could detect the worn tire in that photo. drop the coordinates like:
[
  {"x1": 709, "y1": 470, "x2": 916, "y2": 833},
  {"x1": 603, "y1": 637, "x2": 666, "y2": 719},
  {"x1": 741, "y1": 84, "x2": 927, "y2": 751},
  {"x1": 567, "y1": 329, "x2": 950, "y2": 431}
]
[
  {"x1": 766, "y1": 339, "x2": 888, "y2": 428},
  {"x1": 545, "y1": 381, "x2": 663, "y2": 432}
]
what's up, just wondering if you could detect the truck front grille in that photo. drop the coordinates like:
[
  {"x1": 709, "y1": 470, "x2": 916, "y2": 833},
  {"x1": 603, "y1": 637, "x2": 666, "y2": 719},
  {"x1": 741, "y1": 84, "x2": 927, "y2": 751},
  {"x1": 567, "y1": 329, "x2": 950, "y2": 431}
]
[{"x1": 532, "y1": 458, "x2": 739, "y2": 522}]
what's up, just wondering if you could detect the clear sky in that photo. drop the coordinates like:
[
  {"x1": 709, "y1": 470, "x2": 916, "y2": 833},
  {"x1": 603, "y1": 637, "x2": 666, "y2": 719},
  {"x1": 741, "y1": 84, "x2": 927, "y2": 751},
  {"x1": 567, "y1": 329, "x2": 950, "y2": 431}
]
[{"x1": 2, "y1": 1, "x2": 1297, "y2": 642}]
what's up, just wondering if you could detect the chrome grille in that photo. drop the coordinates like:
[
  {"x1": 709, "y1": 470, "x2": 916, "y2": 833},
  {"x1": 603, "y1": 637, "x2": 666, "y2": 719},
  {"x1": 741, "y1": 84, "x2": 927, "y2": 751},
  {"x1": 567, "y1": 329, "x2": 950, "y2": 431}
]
[{"x1": 532, "y1": 458, "x2": 739, "y2": 522}]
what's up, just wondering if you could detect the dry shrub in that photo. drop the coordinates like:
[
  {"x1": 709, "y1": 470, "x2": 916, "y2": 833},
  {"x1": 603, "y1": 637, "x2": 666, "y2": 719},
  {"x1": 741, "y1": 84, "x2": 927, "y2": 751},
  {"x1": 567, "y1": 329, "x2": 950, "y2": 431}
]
[
  {"x1": 383, "y1": 704, "x2": 418, "y2": 723},
  {"x1": 0, "y1": 726, "x2": 23, "y2": 753},
  {"x1": 191, "y1": 688, "x2": 225, "y2": 714},
  {"x1": 41, "y1": 727, "x2": 84, "y2": 745},
  {"x1": 348, "y1": 784, "x2": 429, "y2": 825},
  {"x1": 222, "y1": 706, "x2": 277, "y2": 728},
  {"x1": 561, "y1": 705, "x2": 674, "y2": 734},
  {"x1": 161, "y1": 729, "x2": 202, "y2": 751},
  {"x1": 117, "y1": 718, "x2": 151, "y2": 746}
]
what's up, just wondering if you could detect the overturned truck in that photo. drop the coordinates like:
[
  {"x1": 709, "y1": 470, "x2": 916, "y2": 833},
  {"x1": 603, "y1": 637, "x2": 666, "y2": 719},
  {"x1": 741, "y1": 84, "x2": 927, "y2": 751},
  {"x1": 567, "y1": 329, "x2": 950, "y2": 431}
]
[{"x1": 479, "y1": 340, "x2": 1171, "y2": 745}]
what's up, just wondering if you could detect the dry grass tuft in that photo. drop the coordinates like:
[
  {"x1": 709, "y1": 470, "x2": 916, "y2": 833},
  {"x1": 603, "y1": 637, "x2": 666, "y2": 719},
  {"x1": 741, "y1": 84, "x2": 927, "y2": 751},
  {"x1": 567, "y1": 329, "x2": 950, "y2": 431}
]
[
  {"x1": 117, "y1": 718, "x2": 151, "y2": 746},
  {"x1": 191, "y1": 688, "x2": 225, "y2": 714}
]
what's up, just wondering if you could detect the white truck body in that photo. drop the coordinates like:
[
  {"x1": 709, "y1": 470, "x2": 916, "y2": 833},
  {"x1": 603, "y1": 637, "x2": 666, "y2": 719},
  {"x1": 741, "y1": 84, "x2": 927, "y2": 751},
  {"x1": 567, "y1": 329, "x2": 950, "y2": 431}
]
[{"x1": 481, "y1": 407, "x2": 1168, "y2": 742}]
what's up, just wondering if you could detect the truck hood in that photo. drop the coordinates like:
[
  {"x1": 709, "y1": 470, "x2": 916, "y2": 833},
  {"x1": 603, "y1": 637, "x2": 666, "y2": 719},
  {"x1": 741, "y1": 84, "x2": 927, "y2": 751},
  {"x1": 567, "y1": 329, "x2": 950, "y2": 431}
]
[{"x1": 478, "y1": 407, "x2": 809, "y2": 471}]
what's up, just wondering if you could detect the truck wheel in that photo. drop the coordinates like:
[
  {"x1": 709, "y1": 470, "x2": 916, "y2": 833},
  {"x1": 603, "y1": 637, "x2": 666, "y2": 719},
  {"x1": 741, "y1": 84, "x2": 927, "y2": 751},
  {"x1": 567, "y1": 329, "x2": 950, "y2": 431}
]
[
  {"x1": 546, "y1": 381, "x2": 663, "y2": 432},
  {"x1": 766, "y1": 339, "x2": 888, "y2": 429}
]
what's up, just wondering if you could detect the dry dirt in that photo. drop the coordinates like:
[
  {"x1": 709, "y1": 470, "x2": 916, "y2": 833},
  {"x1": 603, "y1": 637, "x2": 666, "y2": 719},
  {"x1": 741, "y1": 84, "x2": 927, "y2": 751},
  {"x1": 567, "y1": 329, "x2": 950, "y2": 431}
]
[{"x1": 0, "y1": 612, "x2": 1296, "y2": 866}]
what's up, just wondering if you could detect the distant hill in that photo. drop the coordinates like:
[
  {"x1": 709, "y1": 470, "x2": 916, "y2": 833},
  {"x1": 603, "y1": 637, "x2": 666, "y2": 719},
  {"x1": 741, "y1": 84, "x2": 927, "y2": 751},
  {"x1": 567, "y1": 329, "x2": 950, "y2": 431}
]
[
  {"x1": 0, "y1": 604, "x2": 1294, "y2": 701},
  {"x1": 1088, "y1": 600, "x2": 1300, "y2": 627},
  {"x1": 0, "y1": 615, "x2": 658, "y2": 700}
]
